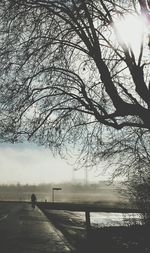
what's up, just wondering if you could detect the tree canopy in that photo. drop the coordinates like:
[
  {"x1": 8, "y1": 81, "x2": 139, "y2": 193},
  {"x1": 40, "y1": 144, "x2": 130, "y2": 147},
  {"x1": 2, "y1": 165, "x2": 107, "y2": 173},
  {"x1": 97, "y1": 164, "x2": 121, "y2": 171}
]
[{"x1": 0, "y1": 0, "x2": 150, "y2": 174}]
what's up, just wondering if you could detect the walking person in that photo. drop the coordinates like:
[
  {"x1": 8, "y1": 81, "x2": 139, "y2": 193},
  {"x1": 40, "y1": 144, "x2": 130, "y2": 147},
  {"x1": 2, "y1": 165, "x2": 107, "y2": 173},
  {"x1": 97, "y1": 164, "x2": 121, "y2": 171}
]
[{"x1": 31, "y1": 193, "x2": 37, "y2": 209}]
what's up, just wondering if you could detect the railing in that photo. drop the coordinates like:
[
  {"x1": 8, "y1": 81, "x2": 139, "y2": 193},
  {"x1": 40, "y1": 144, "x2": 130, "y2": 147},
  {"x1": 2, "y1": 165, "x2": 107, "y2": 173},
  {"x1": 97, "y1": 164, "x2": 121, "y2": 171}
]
[{"x1": 37, "y1": 202, "x2": 147, "y2": 238}]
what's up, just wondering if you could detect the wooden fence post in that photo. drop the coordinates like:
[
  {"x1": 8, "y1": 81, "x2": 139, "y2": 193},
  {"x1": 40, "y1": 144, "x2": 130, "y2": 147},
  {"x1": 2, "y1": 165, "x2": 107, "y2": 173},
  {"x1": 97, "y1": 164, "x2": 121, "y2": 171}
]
[{"x1": 85, "y1": 211, "x2": 91, "y2": 239}]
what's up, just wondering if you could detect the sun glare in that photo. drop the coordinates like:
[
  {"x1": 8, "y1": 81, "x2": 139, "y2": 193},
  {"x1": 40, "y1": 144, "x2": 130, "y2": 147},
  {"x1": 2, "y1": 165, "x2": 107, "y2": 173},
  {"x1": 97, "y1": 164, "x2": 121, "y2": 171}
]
[{"x1": 115, "y1": 14, "x2": 145, "y2": 55}]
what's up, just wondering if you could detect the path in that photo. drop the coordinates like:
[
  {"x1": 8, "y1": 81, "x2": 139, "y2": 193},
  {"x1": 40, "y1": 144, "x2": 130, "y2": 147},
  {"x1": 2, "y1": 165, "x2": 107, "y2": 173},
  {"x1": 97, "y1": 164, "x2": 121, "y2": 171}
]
[{"x1": 0, "y1": 202, "x2": 73, "y2": 253}]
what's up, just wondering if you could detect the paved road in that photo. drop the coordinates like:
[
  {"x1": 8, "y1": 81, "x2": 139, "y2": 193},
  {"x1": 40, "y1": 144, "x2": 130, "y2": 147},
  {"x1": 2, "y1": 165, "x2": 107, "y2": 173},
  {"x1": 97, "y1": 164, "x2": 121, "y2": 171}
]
[{"x1": 0, "y1": 202, "x2": 73, "y2": 253}]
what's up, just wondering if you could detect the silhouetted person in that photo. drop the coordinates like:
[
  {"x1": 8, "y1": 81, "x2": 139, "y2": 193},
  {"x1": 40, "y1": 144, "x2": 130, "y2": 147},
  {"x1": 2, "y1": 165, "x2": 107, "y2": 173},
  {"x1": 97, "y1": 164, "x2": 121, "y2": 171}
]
[{"x1": 31, "y1": 193, "x2": 37, "y2": 209}]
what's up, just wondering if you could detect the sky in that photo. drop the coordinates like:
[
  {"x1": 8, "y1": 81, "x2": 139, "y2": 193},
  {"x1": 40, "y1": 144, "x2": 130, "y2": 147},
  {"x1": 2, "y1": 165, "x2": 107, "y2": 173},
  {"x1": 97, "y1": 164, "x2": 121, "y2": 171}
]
[
  {"x1": 0, "y1": 142, "x2": 106, "y2": 185},
  {"x1": 0, "y1": 8, "x2": 138, "y2": 187},
  {"x1": 0, "y1": 9, "x2": 145, "y2": 186}
]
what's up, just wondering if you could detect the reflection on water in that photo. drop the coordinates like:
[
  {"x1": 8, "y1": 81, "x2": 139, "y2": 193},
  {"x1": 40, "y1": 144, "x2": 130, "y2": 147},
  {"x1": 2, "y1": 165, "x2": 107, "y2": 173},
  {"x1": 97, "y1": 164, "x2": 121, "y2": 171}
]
[
  {"x1": 90, "y1": 212, "x2": 143, "y2": 227},
  {"x1": 74, "y1": 212, "x2": 142, "y2": 227}
]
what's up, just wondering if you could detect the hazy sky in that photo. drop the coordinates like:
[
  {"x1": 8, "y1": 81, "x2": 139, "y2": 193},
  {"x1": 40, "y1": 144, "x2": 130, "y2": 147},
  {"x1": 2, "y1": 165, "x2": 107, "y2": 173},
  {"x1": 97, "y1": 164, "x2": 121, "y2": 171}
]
[{"x1": 0, "y1": 142, "x2": 105, "y2": 185}]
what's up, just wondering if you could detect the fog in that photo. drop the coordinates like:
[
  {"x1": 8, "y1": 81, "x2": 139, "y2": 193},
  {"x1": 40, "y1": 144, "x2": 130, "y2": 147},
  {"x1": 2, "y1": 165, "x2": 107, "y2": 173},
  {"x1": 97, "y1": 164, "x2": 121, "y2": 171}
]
[
  {"x1": 0, "y1": 143, "x2": 108, "y2": 185},
  {"x1": 0, "y1": 182, "x2": 127, "y2": 204}
]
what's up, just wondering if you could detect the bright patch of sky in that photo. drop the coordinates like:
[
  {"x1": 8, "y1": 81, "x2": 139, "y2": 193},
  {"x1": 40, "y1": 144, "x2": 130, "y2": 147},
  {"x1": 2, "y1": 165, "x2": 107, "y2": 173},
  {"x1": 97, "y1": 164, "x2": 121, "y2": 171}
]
[
  {"x1": 114, "y1": 13, "x2": 146, "y2": 56},
  {"x1": 0, "y1": 143, "x2": 106, "y2": 185}
]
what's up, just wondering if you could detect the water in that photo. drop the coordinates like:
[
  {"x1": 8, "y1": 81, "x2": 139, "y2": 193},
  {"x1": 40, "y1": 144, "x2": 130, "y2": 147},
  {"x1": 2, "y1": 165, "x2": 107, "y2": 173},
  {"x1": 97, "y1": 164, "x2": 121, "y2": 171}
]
[
  {"x1": 74, "y1": 212, "x2": 142, "y2": 227},
  {"x1": 91, "y1": 212, "x2": 143, "y2": 227}
]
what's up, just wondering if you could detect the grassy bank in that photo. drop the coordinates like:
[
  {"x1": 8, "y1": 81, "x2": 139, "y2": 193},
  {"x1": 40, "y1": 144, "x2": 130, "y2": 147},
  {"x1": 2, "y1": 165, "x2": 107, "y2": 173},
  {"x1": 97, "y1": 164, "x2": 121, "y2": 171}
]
[
  {"x1": 40, "y1": 207, "x2": 150, "y2": 253},
  {"x1": 83, "y1": 225, "x2": 150, "y2": 253}
]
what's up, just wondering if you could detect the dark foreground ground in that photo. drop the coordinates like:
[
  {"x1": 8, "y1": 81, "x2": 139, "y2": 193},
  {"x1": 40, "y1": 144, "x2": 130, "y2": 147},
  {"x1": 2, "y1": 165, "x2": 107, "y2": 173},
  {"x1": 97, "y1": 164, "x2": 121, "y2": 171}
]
[{"x1": 40, "y1": 207, "x2": 150, "y2": 253}]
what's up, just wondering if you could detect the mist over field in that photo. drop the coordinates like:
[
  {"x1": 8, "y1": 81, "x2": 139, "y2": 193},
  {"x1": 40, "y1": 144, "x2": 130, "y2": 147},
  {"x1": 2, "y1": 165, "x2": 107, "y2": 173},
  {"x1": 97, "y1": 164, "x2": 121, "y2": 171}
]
[{"x1": 0, "y1": 181, "x2": 128, "y2": 204}]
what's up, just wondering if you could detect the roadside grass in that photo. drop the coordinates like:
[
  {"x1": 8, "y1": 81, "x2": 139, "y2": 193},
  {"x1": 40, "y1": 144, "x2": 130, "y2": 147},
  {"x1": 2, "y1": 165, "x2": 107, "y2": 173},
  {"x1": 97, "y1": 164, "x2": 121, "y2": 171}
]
[
  {"x1": 83, "y1": 225, "x2": 150, "y2": 253},
  {"x1": 40, "y1": 207, "x2": 150, "y2": 253}
]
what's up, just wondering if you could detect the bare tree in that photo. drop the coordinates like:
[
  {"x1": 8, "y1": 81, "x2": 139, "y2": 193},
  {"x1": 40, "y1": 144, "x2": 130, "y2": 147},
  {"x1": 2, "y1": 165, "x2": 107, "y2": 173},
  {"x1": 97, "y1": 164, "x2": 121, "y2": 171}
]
[{"x1": 0, "y1": 0, "x2": 150, "y2": 176}]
